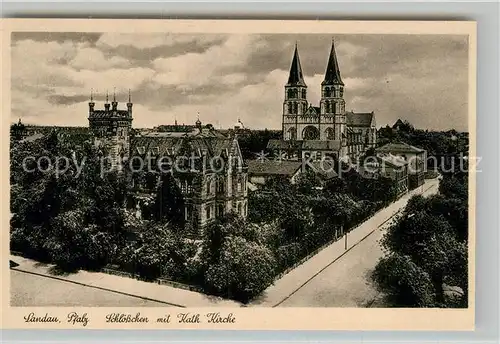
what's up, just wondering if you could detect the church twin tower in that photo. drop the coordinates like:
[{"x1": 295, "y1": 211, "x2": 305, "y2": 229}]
[{"x1": 283, "y1": 40, "x2": 346, "y2": 142}]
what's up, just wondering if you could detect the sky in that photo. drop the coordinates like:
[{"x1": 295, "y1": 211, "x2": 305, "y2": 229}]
[{"x1": 11, "y1": 32, "x2": 469, "y2": 131}]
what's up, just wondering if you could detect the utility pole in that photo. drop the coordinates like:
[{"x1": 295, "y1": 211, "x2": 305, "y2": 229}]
[{"x1": 344, "y1": 225, "x2": 347, "y2": 250}]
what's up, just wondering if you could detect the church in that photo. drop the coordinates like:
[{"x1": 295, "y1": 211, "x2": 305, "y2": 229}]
[{"x1": 268, "y1": 40, "x2": 377, "y2": 163}]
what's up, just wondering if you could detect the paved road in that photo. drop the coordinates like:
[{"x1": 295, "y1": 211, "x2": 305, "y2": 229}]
[
  {"x1": 11, "y1": 269, "x2": 169, "y2": 307},
  {"x1": 10, "y1": 256, "x2": 240, "y2": 307},
  {"x1": 277, "y1": 179, "x2": 440, "y2": 307}
]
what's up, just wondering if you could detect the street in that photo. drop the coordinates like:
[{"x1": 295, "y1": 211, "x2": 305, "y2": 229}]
[
  {"x1": 252, "y1": 178, "x2": 439, "y2": 307},
  {"x1": 10, "y1": 179, "x2": 439, "y2": 308},
  {"x1": 11, "y1": 269, "x2": 170, "y2": 307},
  {"x1": 9, "y1": 256, "x2": 240, "y2": 307}
]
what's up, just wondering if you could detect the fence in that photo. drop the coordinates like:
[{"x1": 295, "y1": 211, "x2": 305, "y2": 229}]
[
  {"x1": 101, "y1": 266, "x2": 206, "y2": 294},
  {"x1": 272, "y1": 202, "x2": 386, "y2": 281}
]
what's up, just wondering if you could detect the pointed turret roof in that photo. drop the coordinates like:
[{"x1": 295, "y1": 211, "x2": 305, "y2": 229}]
[
  {"x1": 286, "y1": 44, "x2": 307, "y2": 87},
  {"x1": 322, "y1": 39, "x2": 344, "y2": 86}
]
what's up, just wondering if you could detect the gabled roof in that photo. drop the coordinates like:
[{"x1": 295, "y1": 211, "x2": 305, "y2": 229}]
[
  {"x1": 267, "y1": 139, "x2": 341, "y2": 151},
  {"x1": 346, "y1": 111, "x2": 375, "y2": 127},
  {"x1": 308, "y1": 160, "x2": 339, "y2": 179},
  {"x1": 129, "y1": 136, "x2": 236, "y2": 164},
  {"x1": 322, "y1": 40, "x2": 344, "y2": 86},
  {"x1": 305, "y1": 106, "x2": 320, "y2": 116},
  {"x1": 377, "y1": 153, "x2": 409, "y2": 168},
  {"x1": 301, "y1": 140, "x2": 341, "y2": 150},
  {"x1": 392, "y1": 119, "x2": 405, "y2": 128},
  {"x1": 247, "y1": 160, "x2": 302, "y2": 176},
  {"x1": 267, "y1": 139, "x2": 301, "y2": 150},
  {"x1": 286, "y1": 44, "x2": 307, "y2": 87},
  {"x1": 89, "y1": 110, "x2": 130, "y2": 119},
  {"x1": 376, "y1": 142, "x2": 425, "y2": 154}
]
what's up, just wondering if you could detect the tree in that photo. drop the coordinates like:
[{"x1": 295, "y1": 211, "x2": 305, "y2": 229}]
[
  {"x1": 152, "y1": 173, "x2": 185, "y2": 229},
  {"x1": 374, "y1": 172, "x2": 469, "y2": 307},
  {"x1": 120, "y1": 222, "x2": 191, "y2": 281},
  {"x1": 10, "y1": 133, "x2": 129, "y2": 270},
  {"x1": 204, "y1": 236, "x2": 276, "y2": 302},
  {"x1": 372, "y1": 253, "x2": 436, "y2": 307}
]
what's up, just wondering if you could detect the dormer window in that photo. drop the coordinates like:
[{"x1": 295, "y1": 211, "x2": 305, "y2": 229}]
[{"x1": 136, "y1": 146, "x2": 145, "y2": 155}]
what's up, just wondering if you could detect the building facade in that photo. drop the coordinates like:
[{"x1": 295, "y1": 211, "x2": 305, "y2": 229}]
[
  {"x1": 376, "y1": 142, "x2": 426, "y2": 189},
  {"x1": 269, "y1": 41, "x2": 377, "y2": 163},
  {"x1": 88, "y1": 91, "x2": 133, "y2": 169},
  {"x1": 360, "y1": 153, "x2": 409, "y2": 197},
  {"x1": 88, "y1": 95, "x2": 248, "y2": 231}
]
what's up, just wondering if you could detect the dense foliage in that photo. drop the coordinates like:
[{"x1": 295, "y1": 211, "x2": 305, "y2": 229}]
[
  {"x1": 372, "y1": 171, "x2": 468, "y2": 307},
  {"x1": 237, "y1": 129, "x2": 281, "y2": 160},
  {"x1": 377, "y1": 120, "x2": 469, "y2": 172},
  {"x1": 10, "y1": 132, "x2": 128, "y2": 270},
  {"x1": 248, "y1": 168, "x2": 397, "y2": 276}
]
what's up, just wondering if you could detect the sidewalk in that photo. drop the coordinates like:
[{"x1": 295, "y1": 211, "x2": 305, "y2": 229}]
[
  {"x1": 250, "y1": 178, "x2": 439, "y2": 307},
  {"x1": 10, "y1": 255, "x2": 241, "y2": 307}
]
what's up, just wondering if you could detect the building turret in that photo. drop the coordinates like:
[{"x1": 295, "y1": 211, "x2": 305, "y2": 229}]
[
  {"x1": 104, "y1": 91, "x2": 110, "y2": 111},
  {"x1": 127, "y1": 89, "x2": 133, "y2": 117},
  {"x1": 88, "y1": 89, "x2": 133, "y2": 171},
  {"x1": 111, "y1": 88, "x2": 118, "y2": 111},
  {"x1": 89, "y1": 89, "x2": 95, "y2": 114},
  {"x1": 282, "y1": 43, "x2": 309, "y2": 140},
  {"x1": 320, "y1": 39, "x2": 346, "y2": 140}
]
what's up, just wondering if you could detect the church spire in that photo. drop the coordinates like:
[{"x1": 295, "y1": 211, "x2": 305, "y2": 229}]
[
  {"x1": 322, "y1": 39, "x2": 344, "y2": 86},
  {"x1": 286, "y1": 43, "x2": 306, "y2": 87}
]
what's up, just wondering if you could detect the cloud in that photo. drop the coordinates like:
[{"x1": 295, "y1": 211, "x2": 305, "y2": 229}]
[
  {"x1": 11, "y1": 33, "x2": 469, "y2": 132},
  {"x1": 152, "y1": 35, "x2": 263, "y2": 88},
  {"x1": 69, "y1": 47, "x2": 130, "y2": 70},
  {"x1": 96, "y1": 33, "x2": 225, "y2": 49}
]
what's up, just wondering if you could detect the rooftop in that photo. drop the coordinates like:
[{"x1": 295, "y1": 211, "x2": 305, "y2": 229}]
[
  {"x1": 376, "y1": 142, "x2": 425, "y2": 154},
  {"x1": 247, "y1": 159, "x2": 302, "y2": 176},
  {"x1": 346, "y1": 111, "x2": 375, "y2": 127}
]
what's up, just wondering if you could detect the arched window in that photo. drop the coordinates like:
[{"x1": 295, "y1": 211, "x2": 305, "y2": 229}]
[
  {"x1": 339, "y1": 88, "x2": 344, "y2": 97},
  {"x1": 293, "y1": 103, "x2": 298, "y2": 114},
  {"x1": 217, "y1": 178, "x2": 225, "y2": 193},
  {"x1": 325, "y1": 127, "x2": 335, "y2": 140},
  {"x1": 287, "y1": 127, "x2": 297, "y2": 140},
  {"x1": 302, "y1": 89, "x2": 307, "y2": 99},
  {"x1": 287, "y1": 89, "x2": 294, "y2": 99},
  {"x1": 287, "y1": 103, "x2": 293, "y2": 114},
  {"x1": 325, "y1": 88, "x2": 331, "y2": 97}
]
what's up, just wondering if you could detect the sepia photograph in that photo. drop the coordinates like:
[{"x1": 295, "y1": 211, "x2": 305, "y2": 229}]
[{"x1": 2, "y1": 19, "x2": 476, "y2": 330}]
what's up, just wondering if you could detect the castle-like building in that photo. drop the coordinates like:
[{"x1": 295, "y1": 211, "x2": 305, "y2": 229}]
[
  {"x1": 88, "y1": 92, "x2": 248, "y2": 231},
  {"x1": 268, "y1": 41, "x2": 377, "y2": 163}
]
